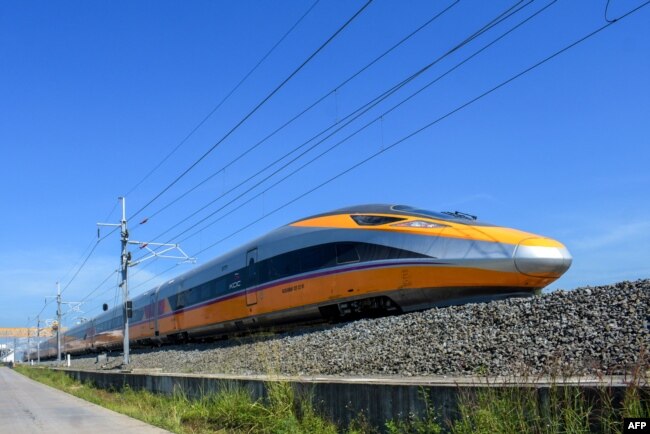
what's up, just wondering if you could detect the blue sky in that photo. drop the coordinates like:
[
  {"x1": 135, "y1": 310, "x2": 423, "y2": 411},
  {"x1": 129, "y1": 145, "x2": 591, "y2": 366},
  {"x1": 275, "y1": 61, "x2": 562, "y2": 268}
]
[{"x1": 1, "y1": 0, "x2": 648, "y2": 330}]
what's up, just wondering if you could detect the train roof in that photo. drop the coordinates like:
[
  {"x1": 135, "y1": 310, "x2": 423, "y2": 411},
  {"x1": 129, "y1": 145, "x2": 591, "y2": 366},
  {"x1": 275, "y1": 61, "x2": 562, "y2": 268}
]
[
  {"x1": 294, "y1": 204, "x2": 486, "y2": 225},
  {"x1": 129, "y1": 204, "x2": 488, "y2": 291}
]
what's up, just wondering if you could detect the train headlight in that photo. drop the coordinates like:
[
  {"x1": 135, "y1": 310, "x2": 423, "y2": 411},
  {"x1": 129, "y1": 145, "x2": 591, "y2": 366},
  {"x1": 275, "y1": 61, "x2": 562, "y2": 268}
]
[
  {"x1": 390, "y1": 220, "x2": 448, "y2": 228},
  {"x1": 514, "y1": 238, "x2": 572, "y2": 277}
]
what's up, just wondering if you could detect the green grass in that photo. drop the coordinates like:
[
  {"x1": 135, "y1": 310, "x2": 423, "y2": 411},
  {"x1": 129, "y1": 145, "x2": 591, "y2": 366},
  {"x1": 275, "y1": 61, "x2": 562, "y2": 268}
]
[
  {"x1": 448, "y1": 379, "x2": 649, "y2": 434},
  {"x1": 14, "y1": 365, "x2": 649, "y2": 433},
  {"x1": 14, "y1": 365, "x2": 339, "y2": 433}
]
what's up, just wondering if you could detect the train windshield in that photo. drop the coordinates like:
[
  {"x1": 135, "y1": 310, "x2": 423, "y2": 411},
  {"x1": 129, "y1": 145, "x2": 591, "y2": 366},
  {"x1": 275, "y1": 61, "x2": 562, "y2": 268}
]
[{"x1": 392, "y1": 205, "x2": 493, "y2": 226}]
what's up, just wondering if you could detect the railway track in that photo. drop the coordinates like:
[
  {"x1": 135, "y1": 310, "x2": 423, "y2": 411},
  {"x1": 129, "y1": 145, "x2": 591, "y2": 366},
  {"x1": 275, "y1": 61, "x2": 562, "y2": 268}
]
[{"x1": 43, "y1": 279, "x2": 649, "y2": 378}]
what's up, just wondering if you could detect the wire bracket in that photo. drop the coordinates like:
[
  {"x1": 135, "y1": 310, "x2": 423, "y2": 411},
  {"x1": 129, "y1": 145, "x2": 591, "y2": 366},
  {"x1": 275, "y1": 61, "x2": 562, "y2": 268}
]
[{"x1": 128, "y1": 241, "x2": 196, "y2": 266}]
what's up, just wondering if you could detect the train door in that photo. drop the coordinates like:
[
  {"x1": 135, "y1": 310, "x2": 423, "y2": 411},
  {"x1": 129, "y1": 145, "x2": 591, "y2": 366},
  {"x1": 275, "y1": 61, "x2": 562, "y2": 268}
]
[
  {"x1": 246, "y1": 248, "x2": 258, "y2": 306},
  {"x1": 149, "y1": 292, "x2": 156, "y2": 334},
  {"x1": 155, "y1": 288, "x2": 162, "y2": 336},
  {"x1": 90, "y1": 318, "x2": 96, "y2": 349}
]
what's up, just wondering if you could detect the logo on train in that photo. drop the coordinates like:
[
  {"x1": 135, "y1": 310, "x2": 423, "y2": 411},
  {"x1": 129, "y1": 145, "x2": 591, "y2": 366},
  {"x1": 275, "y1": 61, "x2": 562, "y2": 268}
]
[{"x1": 229, "y1": 273, "x2": 242, "y2": 290}]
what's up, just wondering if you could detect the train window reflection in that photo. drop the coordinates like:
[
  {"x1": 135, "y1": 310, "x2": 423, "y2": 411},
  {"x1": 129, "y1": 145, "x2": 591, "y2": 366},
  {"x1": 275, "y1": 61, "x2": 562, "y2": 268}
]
[
  {"x1": 391, "y1": 205, "x2": 492, "y2": 226},
  {"x1": 300, "y1": 245, "x2": 336, "y2": 272},
  {"x1": 336, "y1": 243, "x2": 359, "y2": 264},
  {"x1": 350, "y1": 215, "x2": 406, "y2": 226}
]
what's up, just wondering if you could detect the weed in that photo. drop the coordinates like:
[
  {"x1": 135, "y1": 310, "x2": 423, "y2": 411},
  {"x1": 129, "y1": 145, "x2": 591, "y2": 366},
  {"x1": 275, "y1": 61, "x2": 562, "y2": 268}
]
[
  {"x1": 14, "y1": 366, "x2": 339, "y2": 433},
  {"x1": 385, "y1": 388, "x2": 442, "y2": 434},
  {"x1": 14, "y1": 364, "x2": 649, "y2": 433}
]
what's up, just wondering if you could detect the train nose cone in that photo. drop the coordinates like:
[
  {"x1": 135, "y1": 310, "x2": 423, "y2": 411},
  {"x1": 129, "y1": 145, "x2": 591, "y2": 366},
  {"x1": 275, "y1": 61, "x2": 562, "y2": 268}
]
[{"x1": 514, "y1": 238, "x2": 572, "y2": 277}]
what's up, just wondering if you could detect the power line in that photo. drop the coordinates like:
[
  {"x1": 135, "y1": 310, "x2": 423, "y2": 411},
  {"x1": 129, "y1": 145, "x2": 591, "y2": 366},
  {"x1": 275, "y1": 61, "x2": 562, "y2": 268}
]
[
  {"x1": 57, "y1": 199, "x2": 121, "y2": 296},
  {"x1": 35, "y1": 299, "x2": 54, "y2": 320},
  {"x1": 57, "y1": 239, "x2": 96, "y2": 286},
  {"x1": 59, "y1": 242, "x2": 101, "y2": 296},
  {"x1": 127, "y1": 0, "x2": 533, "y2": 275},
  {"x1": 605, "y1": 0, "x2": 618, "y2": 22},
  {"x1": 194, "y1": 0, "x2": 650, "y2": 253},
  {"x1": 84, "y1": 273, "x2": 121, "y2": 318},
  {"x1": 124, "y1": 0, "x2": 321, "y2": 198},
  {"x1": 59, "y1": 200, "x2": 118, "y2": 285},
  {"x1": 77, "y1": 275, "x2": 121, "y2": 318},
  {"x1": 129, "y1": 0, "x2": 649, "y2": 293},
  {"x1": 133, "y1": 0, "x2": 461, "y2": 227},
  {"x1": 129, "y1": 0, "x2": 374, "y2": 221},
  {"x1": 77, "y1": 268, "x2": 120, "y2": 305},
  {"x1": 173, "y1": 0, "x2": 555, "y2": 246},
  {"x1": 126, "y1": 0, "x2": 543, "y2": 287},
  {"x1": 129, "y1": 0, "x2": 535, "y2": 262}
]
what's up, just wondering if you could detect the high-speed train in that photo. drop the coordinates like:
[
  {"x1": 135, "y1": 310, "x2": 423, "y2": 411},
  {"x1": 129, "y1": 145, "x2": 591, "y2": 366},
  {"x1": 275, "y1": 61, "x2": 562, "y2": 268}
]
[{"x1": 31, "y1": 204, "x2": 571, "y2": 359}]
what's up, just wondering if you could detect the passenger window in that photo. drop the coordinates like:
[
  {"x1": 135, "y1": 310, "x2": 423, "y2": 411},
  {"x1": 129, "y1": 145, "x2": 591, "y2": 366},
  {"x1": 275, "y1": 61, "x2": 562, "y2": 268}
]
[
  {"x1": 300, "y1": 245, "x2": 335, "y2": 273},
  {"x1": 199, "y1": 283, "x2": 212, "y2": 302},
  {"x1": 132, "y1": 308, "x2": 144, "y2": 322},
  {"x1": 276, "y1": 252, "x2": 300, "y2": 278},
  {"x1": 336, "y1": 243, "x2": 360, "y2": 264}
]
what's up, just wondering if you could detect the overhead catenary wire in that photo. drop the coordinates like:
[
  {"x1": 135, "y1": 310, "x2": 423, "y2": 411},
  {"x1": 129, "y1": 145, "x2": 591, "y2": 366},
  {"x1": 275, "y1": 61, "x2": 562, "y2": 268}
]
[
  {"x1": 57, "y1": 239, "x2": 97, "y2": 287},
  {"x1": 59, "y1": 272, "x2": 121, "y2": 326},
  {"x1": 604, "y1": 0, "x2": 618, "y2": 22},
  {"x1": 176, "y1": 0, "x2": 555, "y2": 246},
  {"x1": 127, "y1": 0, "x2": 535, "y2": 274},
  {"x1": 124, "y1": 0, "x2": 321, "y2": 198},
  {"x1": 34, "y1": 299, "x2": 55, "y2": 322},
  {"x1": 134, "y1": 0, "x2": 461, "y2": 228},
  {"x1": 128, "y1": 0, "x2": 649, "y2": 294},
  {"x1": 35, "y1": 0, "x2": 459, "y2": 302},
  {"x1": 129, "y1": 0, "x2": 535, "y2": 265},
  {"x1": 58, "y1": 200, "x2": 118, "y2": 286},
  {"x1": 57, "y1": 199, "x2": 123, "y2": 297},
  {"x1": 77, "y1": 268, "x2": 120, "y2": 305},
  {"x1": 193, "y1": 0, "x2": 650, "y2": 253},
  {"x1": 128, "y1": 0, "x2": 374, "y2": 221},
  {"x1": 58, "y1": 242, "x2": 100, "y2": 296},
  {"x1": 128, "y1": 0, "x2": 531, "y2": 264}
]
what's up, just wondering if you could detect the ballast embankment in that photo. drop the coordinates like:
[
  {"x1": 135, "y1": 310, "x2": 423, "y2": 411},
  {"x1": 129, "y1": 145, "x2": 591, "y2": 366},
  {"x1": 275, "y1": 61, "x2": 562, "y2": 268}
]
[{"x1": 59, "y1": 279, "x2": 649, "y2": 377}]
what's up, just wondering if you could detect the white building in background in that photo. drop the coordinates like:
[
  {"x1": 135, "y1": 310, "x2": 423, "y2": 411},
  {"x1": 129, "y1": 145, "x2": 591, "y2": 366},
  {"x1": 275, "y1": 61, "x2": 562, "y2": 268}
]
[{"x1": 0, "y1": 344, "x2": 14, "y2": 363}]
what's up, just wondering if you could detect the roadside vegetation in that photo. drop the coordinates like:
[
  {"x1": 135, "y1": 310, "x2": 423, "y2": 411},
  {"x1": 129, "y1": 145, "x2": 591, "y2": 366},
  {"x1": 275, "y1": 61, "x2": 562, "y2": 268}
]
[
  {"x1": 449, "y1": 376, "x2": 649, "y2": 434},
  {"x1": 14, "y1": 365, "x2": 649, "y2": 433},
  {"x1": 15, "y1": 365, "x2": 342, "y2": 433}
]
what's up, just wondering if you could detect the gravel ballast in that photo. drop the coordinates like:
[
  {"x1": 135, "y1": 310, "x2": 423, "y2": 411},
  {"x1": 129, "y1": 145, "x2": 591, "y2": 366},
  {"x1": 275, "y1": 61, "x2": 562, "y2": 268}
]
[{"x1": 55, "y1": 279, "x2": 649, "y2": 377}]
